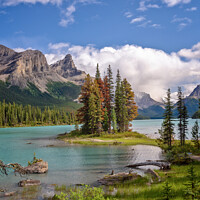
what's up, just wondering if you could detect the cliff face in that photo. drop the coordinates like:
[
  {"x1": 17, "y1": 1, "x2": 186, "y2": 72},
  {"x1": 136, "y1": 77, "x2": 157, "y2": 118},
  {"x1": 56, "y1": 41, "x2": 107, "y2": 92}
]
[{"x1": 0, "y1": 45, "x2": 86, "y2": 92}]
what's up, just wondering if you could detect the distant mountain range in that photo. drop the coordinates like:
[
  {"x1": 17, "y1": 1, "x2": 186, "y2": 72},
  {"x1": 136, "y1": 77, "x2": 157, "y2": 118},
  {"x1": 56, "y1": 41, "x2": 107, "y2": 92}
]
[
  {"x1": 0, "y1": 44, "x2": 200, "y2": 117},
  {"x1": 135, "y1": 85, "x2": 200, "y2": 119}
]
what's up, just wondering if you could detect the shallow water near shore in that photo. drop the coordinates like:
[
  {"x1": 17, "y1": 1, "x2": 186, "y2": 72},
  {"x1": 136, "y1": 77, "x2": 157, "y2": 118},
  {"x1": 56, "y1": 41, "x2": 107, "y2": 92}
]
[{"x1": 0, "y1": 124, "x2": 163, "y2": 197}]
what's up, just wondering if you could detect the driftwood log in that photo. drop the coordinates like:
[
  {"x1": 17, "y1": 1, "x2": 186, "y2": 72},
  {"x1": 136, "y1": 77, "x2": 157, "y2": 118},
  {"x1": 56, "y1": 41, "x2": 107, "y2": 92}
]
[{"x1": 126, "y1": 161, "x2": 170, "y2": 170}]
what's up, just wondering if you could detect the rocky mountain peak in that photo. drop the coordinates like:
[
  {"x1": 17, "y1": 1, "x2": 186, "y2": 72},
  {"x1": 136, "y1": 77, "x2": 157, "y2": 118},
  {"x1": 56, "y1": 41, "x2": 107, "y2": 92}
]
[
  {"x1": 51, "y1": 53, "x2": 86, "y2": 84},
  {"x1": 135, "y1": 91, "x2": 164, "y2": 109},
  {"x1": 0, "y1": 45, "x2": 15, "y2": 57},
  {"x1": 189, "y1": 85, "x2": 200, "y2": 99}
]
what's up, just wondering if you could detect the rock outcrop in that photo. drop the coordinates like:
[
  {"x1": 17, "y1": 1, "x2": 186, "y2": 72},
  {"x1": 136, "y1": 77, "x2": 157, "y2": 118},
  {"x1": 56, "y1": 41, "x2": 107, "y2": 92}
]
[{"x1": 24, "y1": 161, "x2": 48, "y2": 174}]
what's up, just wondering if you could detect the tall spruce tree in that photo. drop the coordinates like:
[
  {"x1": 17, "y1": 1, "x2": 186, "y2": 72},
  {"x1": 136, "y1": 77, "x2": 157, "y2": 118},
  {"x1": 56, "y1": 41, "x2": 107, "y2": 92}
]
[
  {"x1": 77, "y1": 74, "x2": 93, "y2": 133},
  {"x1": 107, "y1": 65, "x2": 114, "y2": 133},
  {"x1": 191, "y1": 120, "x2": 200, "y2": 150},
  {"x1": 177, "y1": 87, "x2": 188, "y2": 146},
  {"x1": 111, "y1": 107, "x2": 117, "y2": 133},
  {"x1": 115, "y1": 69, "x2": 121, "y2": 131},
  {"x1": 177, "y1": 87, "x2": 184, "y2": 145},
  {"x1": 182, "y1": 105, "x2": 188, "y2": 145},
  {"x1": 123, "y1": 78, "x2": 138, "y2": 131},
  {"x1": 118, "y1": 81, "x2": 128, "y2": 132},
  {"x1": 162, "y1": 89, "x2": 174, "y2": 148}
]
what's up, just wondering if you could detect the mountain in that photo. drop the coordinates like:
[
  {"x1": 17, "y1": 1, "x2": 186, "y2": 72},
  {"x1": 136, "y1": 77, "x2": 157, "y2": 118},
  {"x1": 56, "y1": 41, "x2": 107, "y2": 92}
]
[
  {"x1": 183, "y1": 85, "x2": 200, "y2": 117},
  {"x1": 135, "y1": 92, "x2": 165, "y2": 119},
  {"x1": 0, "y1": 44, "x2": 86, "y2": 110}
]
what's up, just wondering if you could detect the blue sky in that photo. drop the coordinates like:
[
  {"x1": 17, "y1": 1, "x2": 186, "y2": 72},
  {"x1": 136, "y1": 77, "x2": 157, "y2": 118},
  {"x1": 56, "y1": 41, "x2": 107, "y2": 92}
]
[
  {"x1": 0, "y1": 0, "x2": 199, "y2": 52},
  {"x1": 0, "y1": 0, "x2": 200, "y2": 100}
]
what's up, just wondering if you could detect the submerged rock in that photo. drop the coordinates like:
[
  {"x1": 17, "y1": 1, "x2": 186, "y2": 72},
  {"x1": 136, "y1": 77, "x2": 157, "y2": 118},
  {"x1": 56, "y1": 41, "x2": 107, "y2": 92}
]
[
  {"x1": 25, "y1": 161, "x2": 48, "y2": 174},
  {"x1": 18, "y1": 179, "x2": 41, "y2": 187}
]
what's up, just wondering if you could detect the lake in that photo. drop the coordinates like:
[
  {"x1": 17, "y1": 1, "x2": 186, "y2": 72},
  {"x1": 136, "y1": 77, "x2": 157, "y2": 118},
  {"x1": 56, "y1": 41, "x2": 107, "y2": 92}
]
[{"x1": 0, "y1": 118, "x2": 198, "y2": 195}]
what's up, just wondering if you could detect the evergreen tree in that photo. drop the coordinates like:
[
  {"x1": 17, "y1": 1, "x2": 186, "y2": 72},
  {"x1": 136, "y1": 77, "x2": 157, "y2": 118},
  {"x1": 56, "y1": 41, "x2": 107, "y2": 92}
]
[
  {"x1": 162, "y1": 89, "x2": 174, "y2": 148},
  {"x1": 182, "y1": 105, "x2": 189, "y2": 145},
  {"x1": 161, "y1": 181, "x2": 172, "y2": 200},
  {"x1": 107, "y1": 65, "x2": 114, "y2": 133},
  {"x1": 77, "y1": 74, "x2": 93, "y2": 133},
  {"x1": 191, "y1": 120, "x2": 200, "y2": 150},
  {"x1": 115, "y1": 69, "x2": 121, "y2": 131},
  {"x1": 184, "y1": 165, "x2": 200, "y2": 200},
  {"x1": 111, "y1": 107, "x2": 117, "y2": 133},
  {"x1": 88, "y1": 93, "x2": 97, "y2": 134},
  {"x1": 177, "y1": 87, "x2": 184, "y2": 145},
  {"x1": 118, "y1": 81, "x2": 128, "y2": 132},
  {"x1": 103, "y1": 107, "x2": 109, "y2": 132},
  {"x1": 123, "y1": 78, "x2": 138, "y2": 131},
  {"x1": 177, "y1": 87, "x2": 188, "y2": 146},
  {"x1": 95, "y1": 63, "x2": 101, "y2": 80}
]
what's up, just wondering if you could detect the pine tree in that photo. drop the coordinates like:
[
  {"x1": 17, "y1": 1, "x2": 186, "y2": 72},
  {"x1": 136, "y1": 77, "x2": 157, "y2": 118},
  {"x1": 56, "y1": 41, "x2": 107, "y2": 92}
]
[
  {"x1": 77, "y1": 74, "x2": 93, "y2": 133},
  {"x1": 182, "y1": 105, "x2": 188, "y2": 145},
  {"x1": 95, "y1": 63, "x2": 101, "y2": 80},
  {"x1": 103, "y1": 107, "x2": 109, "y2": 132},
  {"x1": 161, "y1": 181, "x2": 172, "y2": 200},
  {"x1": 118, "y1": 81, "x2": 128, "y2": 132},
  {"x1": 162, "y1": 89, "x2": 174, "y2": 148},
  {"x1": 177, "y1": 87, "x2": 184, "y2": 145},
  {"x1": 123, "y1": 78, "x2": 138, "y2": 131},
  {"x1": 107, "y1": 65, "x2": 114, "y2": 133},
  {"x1": 88, "y1": 93, "x2": 97, "y2": 134},
  {"x1": 115, "y1": 69, "x2": 121, "y2": 131},
  {"x1": 111, "y1": 107, "x2": 117, "y2": 133},
  {"x1": 191, "y1": 120, "x2": 200, "y2": 150},
  {"x1": 184, "y1": 165, "x2": 200, "y2": 200}
]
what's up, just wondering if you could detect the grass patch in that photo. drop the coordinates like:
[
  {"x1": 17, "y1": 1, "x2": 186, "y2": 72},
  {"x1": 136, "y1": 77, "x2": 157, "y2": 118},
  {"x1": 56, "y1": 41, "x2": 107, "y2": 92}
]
[
  {"x1": 58, "y1": 130, "x2": 157, "y2": 146},
  {"x1": 106, "y1": 161, "x2": 200, "y2": 200}
]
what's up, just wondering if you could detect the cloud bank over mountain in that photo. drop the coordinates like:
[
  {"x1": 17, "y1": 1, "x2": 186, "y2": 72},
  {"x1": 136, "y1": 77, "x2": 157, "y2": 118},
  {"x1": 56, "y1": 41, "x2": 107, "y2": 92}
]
[{"x1": 45, "y1": 42, "x2": 200, "y2": 101}]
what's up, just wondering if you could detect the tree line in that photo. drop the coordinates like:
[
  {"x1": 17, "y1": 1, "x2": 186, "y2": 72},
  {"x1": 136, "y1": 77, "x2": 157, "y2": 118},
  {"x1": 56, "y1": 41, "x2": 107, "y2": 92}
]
[
  {"x1": 0, "y1": 100, "x2": 76, "y2": 127},
  {"x1": 77, "y1": 65, "x2": 138, "y2": 134}
]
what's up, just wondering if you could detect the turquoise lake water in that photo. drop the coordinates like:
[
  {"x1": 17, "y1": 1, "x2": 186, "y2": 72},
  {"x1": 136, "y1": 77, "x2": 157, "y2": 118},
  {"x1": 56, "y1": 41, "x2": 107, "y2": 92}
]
[{"x1": 0, "y1": 118, "x2": 199, "y2": 191}]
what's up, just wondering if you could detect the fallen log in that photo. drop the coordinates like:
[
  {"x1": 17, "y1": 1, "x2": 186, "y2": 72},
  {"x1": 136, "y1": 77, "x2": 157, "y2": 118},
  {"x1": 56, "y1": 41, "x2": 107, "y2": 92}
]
[{"x1": 126, "y1": 161, "x2": 170, "y2": 170}]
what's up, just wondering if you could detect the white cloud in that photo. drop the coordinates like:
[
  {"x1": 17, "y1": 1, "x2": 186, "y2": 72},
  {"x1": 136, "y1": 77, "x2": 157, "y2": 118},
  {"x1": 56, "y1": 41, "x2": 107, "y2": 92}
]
[
  {"x1": 45, "y1": 42, "x2": 200, "y2": 101},
  {"x1": 130, "y1": 16, "x2": 145, "y2": 24},
  {"x1": 13, "y1": 47, "x2": 34, "y2": 52},
  {"x1": 45, "y1": 53, "x2": 65, "y2": 64},
  {"x1": 137, "y1": 0, "x2": 160, "y2": 11},
  {"x1": 147, "y1": 4, "x2": 160, "y2": 8},
  {"x1": 186, "y1": 7, "x2": 197, "y2": 11},
  {"x1": 171, "y1": 16, "x2": 192, "y2": 30},
  {"x1": 178, "y1": 42, "x2": 200, "y2": 59},
  {"x1": 162, "y1": 0, "x2": 191, "y2": 7},
  {"x1": 48, "y1": 42, "x2": 69, "y2": 50},
  {"x1": 124, "y1": 12, "x2": 133, "y2": 18},
  {"x1": 59, "y1": 4, "x2": 76, "y2": 27},
  {"x1": 151, "y1": 23, "x2": 161, "y2": 28},
  {"x1": 137, "y1": 1, "x2": 147, "y2": 11}
]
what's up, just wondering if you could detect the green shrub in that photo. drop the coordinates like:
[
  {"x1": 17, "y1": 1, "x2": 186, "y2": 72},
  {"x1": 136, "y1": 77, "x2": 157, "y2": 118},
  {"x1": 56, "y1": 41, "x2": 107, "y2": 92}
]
[{"x1": 52, "y1": 185, "x2": 113, "y2": 200}]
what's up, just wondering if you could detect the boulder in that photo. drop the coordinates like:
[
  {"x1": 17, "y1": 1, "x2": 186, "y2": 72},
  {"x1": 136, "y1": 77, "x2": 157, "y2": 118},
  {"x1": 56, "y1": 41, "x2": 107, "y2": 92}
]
[
  {"x1": 24, "y1": 161, "x2": 48, "y2": 174},
  {"x1": 18, "y1": 179, "x2": 41, "y2": 187}
]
